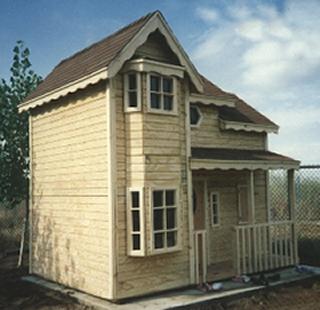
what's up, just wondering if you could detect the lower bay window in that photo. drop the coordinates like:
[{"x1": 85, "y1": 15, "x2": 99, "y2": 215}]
[{"x1": 127, "y1": 186, "x2": 180, "y2": 256}]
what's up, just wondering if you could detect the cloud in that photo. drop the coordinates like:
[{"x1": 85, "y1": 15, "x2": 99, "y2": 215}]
[
  {"x1": 192, "y1": 0, "x2": 320, "y2": 164},
  {"x1": 196, "y1": 7, "x2": 220, "y2": 23}
]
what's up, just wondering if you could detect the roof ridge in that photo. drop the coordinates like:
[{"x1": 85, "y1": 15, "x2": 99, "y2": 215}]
[{"x1": 55, "y1": 11, "x2": 157, "y2": 69}]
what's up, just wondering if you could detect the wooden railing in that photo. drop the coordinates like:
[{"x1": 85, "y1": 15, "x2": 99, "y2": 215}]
[{"x1": 234, "y1": 221, "x2": 298, "y2": 275}]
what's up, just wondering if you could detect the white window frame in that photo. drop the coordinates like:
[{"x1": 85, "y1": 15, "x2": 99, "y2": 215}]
[
  {"x1": 190, "y1": 104, "x2": 203, "y2": 128},
  {"x1": 124, "y1": 72, "x2": 141, "y2": 112},
  {"x1": 127, "y1": 187, "x2": 145, "y2": 256},
  {"x1": 210, "y1": 191, "x2": 220, "y2": 227},
  {"x1": 237, "y1": 185, "x2": 250, "y2": 224},
  {"x1": 146, "y1": 73, "x2": 177, "y2": 115},
  {"x1": 150, "y1": 186, "x2": 180, "y2": 254}
]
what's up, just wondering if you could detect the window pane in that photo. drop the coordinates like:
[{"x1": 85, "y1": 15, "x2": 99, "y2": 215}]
[
  {"x1": 131, "y1": 191, "x2": 139, "y2": 208},
  {"x1": 128, "y1": 74, "x2": 137, "y2": 90},
  {"x1": 212, "y1": 194, "x2": 217, "y2": 203},
  {"x1": 132, "y1": 234, "x2": 140, "y2": 250},
  {"x1": 128, "y1": 91, "x2": 137, "y2": 107},
  {"x1": 153, "y1": 190, "x2": 163, "y2": 207},
  {"x1": 151, "y1": 93, "x2": 161, "y2": 109},
  {"x1": 132, "y1": 210, "x2": 140, "y2": 231},
  {"x1": 166, "y1": 208, "x2": 176, "y2": 229},
  {"x1": 163, "y1": 78, "x2": 173, "y2": 93},
  {"x1": 167, "y1": 231, "x2": 176, "y2": 247},
  {"x1": 163, "y1": 95, "x2": 173, "y2": 111},
  {"x1": 153, "y1": 209, "x2": 164, "y2": 230},
  {"x1": 190, "y1": 106, "x2": 200, "y2": 125},
  {"x1": 165, "y1": 190, "x2": 175, "y2": 206},
  {"x1": 154, "y1": 233, "x2": 164, "y2": 249},
  {"x1": 150, "y1": 75, "x2": 160, "y2": 91}
]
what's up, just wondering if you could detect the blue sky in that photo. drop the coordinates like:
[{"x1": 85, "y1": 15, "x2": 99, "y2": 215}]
[{"x1": 1, "y1": 0, "x2": 319, "y2": 164}]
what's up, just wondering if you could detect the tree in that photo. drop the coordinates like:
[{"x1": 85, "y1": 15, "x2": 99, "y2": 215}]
[{"x1": 0, "y1": 41, "x2": 42, "y2": 208}]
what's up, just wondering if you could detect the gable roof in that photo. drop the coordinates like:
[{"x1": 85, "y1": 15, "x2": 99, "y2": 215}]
[
  {"x1": 24, "y1": 12, "x2": 154, "y2": 103},
  {"x1": 20, "y1": 10, "x2": 203, "y2": 111},
  {"x1": 201, "y1": 76, "x2": 278, "y2": 129}
]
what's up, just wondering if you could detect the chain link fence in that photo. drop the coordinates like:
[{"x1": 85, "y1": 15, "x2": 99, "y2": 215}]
[
  {"x1": 0, "y1": 202, "x2": 27, "y2": 256},
  {"x1": 270, "y1": 166, "x2": 320, "y2": 266}
]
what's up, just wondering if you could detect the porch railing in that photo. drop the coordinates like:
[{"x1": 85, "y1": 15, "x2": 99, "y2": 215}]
[{"x1": 234, "y1": 221, "x2": 299, "y2": 275}]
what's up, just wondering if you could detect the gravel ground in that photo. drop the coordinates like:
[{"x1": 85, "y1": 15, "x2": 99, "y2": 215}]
[{"x1": 1, "y1": 254, "x2": 320, "y2": 309}]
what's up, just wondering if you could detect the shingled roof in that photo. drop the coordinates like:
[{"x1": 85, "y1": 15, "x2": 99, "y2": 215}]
[
  {"x1": 202, "y1": 76, "x2": 278, "y2": 128},
  {"x1": 24, "y1": 11, "x2": 154, "y2": 102},
  {"x1": 22, "y1": 11, "x2": 277, "y2": 129}
]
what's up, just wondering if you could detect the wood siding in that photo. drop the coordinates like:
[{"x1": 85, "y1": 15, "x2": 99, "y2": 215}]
[
  {"x1": 31, "y1": 82, "x2": 110, "y2": 299},
  {"x1": 191, "y1": 105, "x2": 266, "y2": 150},
  {"x1": 193, "y1": 170, "x2": 267, "y2": 266},
  {"x1": 114, "y1": 71, "x2": 190, "y2": 299}
]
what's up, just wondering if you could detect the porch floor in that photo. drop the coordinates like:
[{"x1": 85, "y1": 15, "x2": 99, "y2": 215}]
[{"x1": 23, "y1": 265, "x2": 320, "y2": 310}]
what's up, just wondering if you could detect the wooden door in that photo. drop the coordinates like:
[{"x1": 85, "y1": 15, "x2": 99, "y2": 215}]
[{"x1": 193, "y1": 181, "x2": 207, "y2": 283}]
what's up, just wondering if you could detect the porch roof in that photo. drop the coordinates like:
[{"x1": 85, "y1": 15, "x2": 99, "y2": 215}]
[{"x1": 191, "y1": 147, "x2": 300, "y2": 170}]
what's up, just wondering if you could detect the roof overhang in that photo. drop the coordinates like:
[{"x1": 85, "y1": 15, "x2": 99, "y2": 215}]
[
  {"x1": 219, "y1": 119, "x2": 279, "y2": 134},
  {"x1": 190, "y1": 93, "x2": 236, "y2": 108},
  {"x1": 122, "y1": 58, "x2": 185, "y2": 78},
  {"x1": 191, "y1": 147, "x2": 300, "y2": 171},
  {"x1": 18, "y1": 68, "x2": 108, "y2": 112},
  {"x1": 191, "y1": 159, "x2": 300, "y2": 171}
]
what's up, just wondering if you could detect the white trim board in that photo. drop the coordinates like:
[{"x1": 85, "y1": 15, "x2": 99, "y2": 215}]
[
  {"x1": 190, "y1": 93, "x2": 235, "y2": 108},
  {"x1": 191, "y1": 159, "x2": 300, "y2": 171},
  {"x1": 220, "y1": 119, "x2": 279, "y2": 134}
]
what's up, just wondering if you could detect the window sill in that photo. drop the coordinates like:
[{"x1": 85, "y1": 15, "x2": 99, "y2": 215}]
[
  {"x1": 147, "y1": 108, "x2": 178, "y2": 116},
  {"x1": 149, "y1": 245, "x2": 182, "y2": 256}
]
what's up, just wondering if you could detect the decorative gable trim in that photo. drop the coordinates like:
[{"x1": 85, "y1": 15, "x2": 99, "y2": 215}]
[
  {"x1": 219, "y1": 119, "x2": 279, "y2": 134},
  {"x1": 107, "y1": 11, "x2": 203, "y2": 92}
]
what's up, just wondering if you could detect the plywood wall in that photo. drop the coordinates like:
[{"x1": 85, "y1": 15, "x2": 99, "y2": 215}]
[
  {"x1": 191, "y1": 105, "x2": 266, "y2": 150},
  {"x1": 114, "y1": 72, "x2": 191, "y2": 299},
  {"x1": 30, "y1": 82, "x2": 110, "y2": 299}
]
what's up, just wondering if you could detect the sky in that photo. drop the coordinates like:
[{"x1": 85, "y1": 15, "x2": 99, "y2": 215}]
[{"x1": 0, "y1": 0, "x2": 319, "y2": 164}]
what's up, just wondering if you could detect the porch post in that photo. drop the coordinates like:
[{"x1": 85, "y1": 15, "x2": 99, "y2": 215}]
[
  {"x1": 288, "y1": 169, "x2": 299, "y2": 264},
  {"x1": 249, "y1": 170, "x2": 255, "y2": 224}
]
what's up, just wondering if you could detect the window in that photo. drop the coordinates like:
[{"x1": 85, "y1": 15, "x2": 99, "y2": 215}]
[
  {"x1": 152, "y1": 188, "x2": 178, "y2": 252},
  {"x1": 148, "y1": 74, "x2": 175, "y2": 113},
  {"x1": 238, "y1": 185, "x2": 249, "y2": 223},
  {"x1": 124, "y1": 72, "x2": 141, "y2": 111},
  {"x1": 127, "y1": 188, "x2": 144, "y2": 256},
  {"x1": 190, "y1": 105, "x2": 202, "y2": 127},
  {"x1": 210, "y1": 192, "x2": 220, "y2": 226}
]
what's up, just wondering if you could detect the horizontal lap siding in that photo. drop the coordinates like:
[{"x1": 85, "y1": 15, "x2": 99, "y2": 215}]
[
  {"x1": 191, "y1": 105, "x2": 266, "y2": 150},
  {"x1": 115, "y1": 73, "x2": 190, "y2": 299},
  {"x1": 31, "y1": 82, "x2": 110, "y2": 299},
  {"x1": 196, "y1": 170, "x2": 267, "y2": 265}
]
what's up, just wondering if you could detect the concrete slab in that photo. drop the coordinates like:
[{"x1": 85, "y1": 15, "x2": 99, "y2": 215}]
[{"x1": 22, "y1": 266, "x2": 320, "y2": 310}]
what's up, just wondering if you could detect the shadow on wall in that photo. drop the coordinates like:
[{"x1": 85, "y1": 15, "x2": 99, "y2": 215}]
[{"x1": 32, "y1": 193, "x2": 86, "y2": 291}]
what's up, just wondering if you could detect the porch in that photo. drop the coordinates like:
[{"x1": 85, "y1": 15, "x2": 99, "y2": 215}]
[{"x1": 190, "y1": 147, "x2": 300, "y2": 283}]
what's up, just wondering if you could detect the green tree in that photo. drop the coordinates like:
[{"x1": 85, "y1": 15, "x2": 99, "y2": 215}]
[{"x1": 0, "y1": 40, "x2": 42, "y2": 208}]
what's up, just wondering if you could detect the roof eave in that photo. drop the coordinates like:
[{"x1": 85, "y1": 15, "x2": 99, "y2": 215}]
[
  {"x1": 219, "y1": 119, "x2": 280, "y2": 134},
  {"x1": 18, "y1": 68, "x2": 108, "y2": 113}
]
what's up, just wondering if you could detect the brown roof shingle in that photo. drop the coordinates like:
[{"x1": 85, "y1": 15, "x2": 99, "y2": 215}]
[
  {"x1": 201, "y1": 76, "x2": 278, "y2": 128},
  {"x1": 24, "y1": 11, "x2": 155, "y2": 102}
]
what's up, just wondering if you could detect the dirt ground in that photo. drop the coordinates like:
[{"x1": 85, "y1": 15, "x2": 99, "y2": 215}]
[{"x1": 1, "y1": 255, "x2": 320, "y2": 310}]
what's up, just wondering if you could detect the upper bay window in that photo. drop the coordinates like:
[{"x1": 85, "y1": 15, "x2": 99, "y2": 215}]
[
  {"x1": 124, "y1": 72, "x2": 141, "y2": 112},
  {"x1": 148, "y1": 74, "x2": 175, "y2": 113}
]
